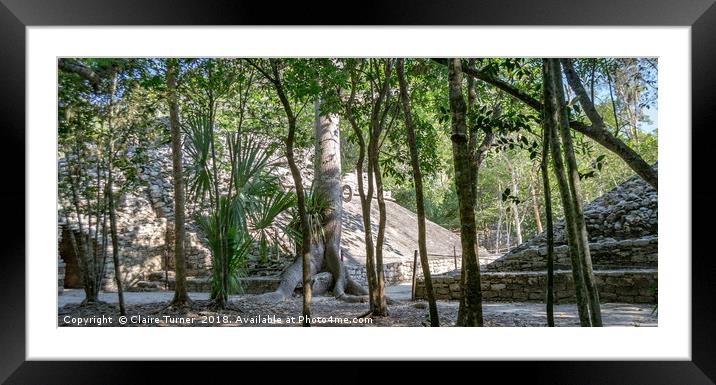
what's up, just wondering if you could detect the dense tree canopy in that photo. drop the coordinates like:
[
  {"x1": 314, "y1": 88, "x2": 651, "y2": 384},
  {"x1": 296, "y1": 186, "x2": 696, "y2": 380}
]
[{"x1": 58, "y1": 57, "x2": 657, "y2": 325}]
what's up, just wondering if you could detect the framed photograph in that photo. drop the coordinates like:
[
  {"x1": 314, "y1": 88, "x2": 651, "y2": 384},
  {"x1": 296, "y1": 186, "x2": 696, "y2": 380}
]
[{"x1": 2, "y1": 0, "x2": 715, "y2": 382}]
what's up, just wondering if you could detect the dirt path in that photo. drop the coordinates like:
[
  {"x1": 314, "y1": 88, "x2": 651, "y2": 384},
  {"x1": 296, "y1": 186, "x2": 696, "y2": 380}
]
[{"x1": 58, "y1": 289, "x2": 656, "y2": 327}]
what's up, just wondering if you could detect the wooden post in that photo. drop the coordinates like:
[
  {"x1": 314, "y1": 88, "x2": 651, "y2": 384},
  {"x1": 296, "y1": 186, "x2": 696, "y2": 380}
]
[
  {"x1": 453, "y1": 245, "x2": 458, "y2": 270},
  {"x1": 411, "y1": 249, "x2": 418, "y2": 301}
]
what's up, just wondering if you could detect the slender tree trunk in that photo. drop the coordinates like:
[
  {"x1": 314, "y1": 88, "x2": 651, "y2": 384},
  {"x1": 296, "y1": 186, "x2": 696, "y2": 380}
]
[
  {"x1": 267, "y1": 61, "x2": 313, "y2": 326},
  {"x1": 555, "y1": 60, "x2": 602, "y2": 326},
  {"x1": 456, "y1": 60, "x2": 494, "y2": 325},
  {"x1": 93, "y1": 157, "x2": 103, "y2": 286},
  {"x1": 449, "y1": 58, "x2": 483, "y2": 327},
  {"x1": 541, "y1": 113, "x2": 555, "y2": 327},
  {"x1": 345, "y1": 70, "x2": 379, "y2": 309},
  {"x1": 590, "y1": 59, "x2": 596, "y2": 102},
  {"x1": 107, "y1": 72, "x2": 126, "y2": 316},
  {"x1": 98, "y1": 182, "x2": 109, "y2": 288},
  {"x1": 506, "y1": 218, "x2": 511, "y2": 251},
  {"x1": 356, "y1": 58, "x2": 393, "y2": 316},
  {"x1": 397, "y1": 59, "x2": 439, "y2": 326},
  {"x1": 66, "y1": 157, "x2": 98, "y2": 302},
  {"x1": 371, "y1": 59, "x2": 394, "y2": 316},
  {"x1": 202, "y1": 77, "x2": 228, "y2": 308},
  {"x1": 506, "y1": 156, "x2": 523, "y2": 245},
  {"x1": 359, "y1": 159, "x2": 379, "y2": 309},
  {"x1": 372, "y1": 152, "x2": 389, "y2": 315},
  {"x1": 530, "y1": 170, "x2": 544, "y2": 234},
  {"x1": 543, "y1": 59, "x2": 591, "y2": 326},
  {"x1": 495, "y1": 189, "x2": 503, "y2": 253},
  {"x1": 606, "y1": 66, "x2": 621, "y2": 137},
  {"x1": 167, "y1": 59, "x2": 189, "y2": 306}
]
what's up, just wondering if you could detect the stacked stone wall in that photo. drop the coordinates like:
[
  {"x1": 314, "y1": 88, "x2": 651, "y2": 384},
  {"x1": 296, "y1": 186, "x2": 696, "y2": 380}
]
[{"x1": 416, "y1": 270, "x2": 657, "y2": 304}]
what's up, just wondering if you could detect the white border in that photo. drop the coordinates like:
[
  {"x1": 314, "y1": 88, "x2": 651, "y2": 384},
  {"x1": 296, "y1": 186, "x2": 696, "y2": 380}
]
[{"x1": 27, "y1": 27, "x2": 690, "y2": 360}]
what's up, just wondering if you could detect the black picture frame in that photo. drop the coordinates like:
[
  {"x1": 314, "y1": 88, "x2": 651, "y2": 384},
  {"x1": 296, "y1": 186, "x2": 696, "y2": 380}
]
[{"x1": 1, "y1": 0, "x2": 715, "y2": 383}]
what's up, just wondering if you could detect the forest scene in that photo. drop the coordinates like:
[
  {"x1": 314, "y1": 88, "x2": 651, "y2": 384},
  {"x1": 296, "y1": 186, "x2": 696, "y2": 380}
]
[{"x1": 57, "y1": 57, "x2": 658, "y2": 327}]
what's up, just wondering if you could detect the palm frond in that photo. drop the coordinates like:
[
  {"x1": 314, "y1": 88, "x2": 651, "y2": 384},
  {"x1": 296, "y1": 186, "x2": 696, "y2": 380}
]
[{"x1": 183, "y1": 113, "x2": 214, "y2": 204}]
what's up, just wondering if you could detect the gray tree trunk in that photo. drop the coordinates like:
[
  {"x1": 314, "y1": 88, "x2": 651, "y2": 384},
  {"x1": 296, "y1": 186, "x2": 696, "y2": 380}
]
[
  {"x1": 345, "y1": 69, "x2": 379, "y2": 310},
  {"x1": 107, "y1": 71, "x2": 126, "y2": 316},
  {"x1": 359, "y1": 58, "x2": 394, "y2": 316},
  {"x1": 258, "y1": 66, "x2": 366, "y2": 310},
  {"x1": 449, "y1": 58, "x2": 483, "y2": 327},
  {"x1": 266, "y1": 60, "x2": 313, "y2": 325},
  {"x1": 543, "y1": 59, "x2": 591, "y2": 326},
  {"x1": 541, "y1": 112, "x2": 555, "y2": 327},
  {"x1": 167, "y1": 59, "x2": 189, "y2": 306},
  {"x1": 530, "y1": 169, "x2": 544, "y2": 234},
  {"x1": 555, "y1": 60, "x2": 602, "y2": 326},
  {"x1": 314, "y1": 98, "x2": 367, "y2": 302},
  {"x1": 397, "y1": 59, "x2": 440, "y2": 326},
  {"x1": 505, "y1": 156, "x2": 523, "y2": 245}
]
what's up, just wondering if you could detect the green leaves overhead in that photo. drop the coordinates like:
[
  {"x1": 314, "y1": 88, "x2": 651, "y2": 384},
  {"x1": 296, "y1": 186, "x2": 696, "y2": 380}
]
[{"x1": 58, "y1": 56, "x2": 658, "y2": 274}]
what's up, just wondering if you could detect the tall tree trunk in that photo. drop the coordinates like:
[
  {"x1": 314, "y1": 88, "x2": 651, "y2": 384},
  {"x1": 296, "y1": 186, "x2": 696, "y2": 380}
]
[
  {"x1": 456, "y1": 60, "x2": 494, "y2": 325},
  {"x1": 505, "y1": 155, "x2": 523, "y2": 245},
  {"x1": 167, "y1": 59, "x2": 189, "y2": 306},
  {"x1": 372, "y1": 151, "x2": 389, "y2": 315},
  {"x1": 555, "y1": 60, "x2": 602, "y2": 326},
  {"x1": 314, "y1": 98, "x2": 344, "y2": 292},
  {"x1": 65, "y1": 156, "x2": 98, "y2": 303},
  {"x1": 605, "y1": 66, "x2": 621, "y2": 137},
  {"x1": 314, "y1": 98, "x2": 366, "y2": 301},
  {"x1": 197, "y1": 68, "x2": 228, "y2": 309},
  {"x1": 541, "y1": 113, "x2": 555, "y2": 327},
  {"x1": 449, "y1": 58, "x2": 483, "y2": 327},
  {"x1": 397, "y1": 59, "x2": 440, "y2": 326},
  {"x1": 107, "y1": 71, "x2": 126, "y2": 316},
  {"x1": 344, "y1": 70, "x2": 379, "y2": 309},
  {"x1": 506, "y1": 217, "x2": 511, "y2": 251},
  {"x1": 530, "y1": 168, "x2": 544, "y2": 234},
  {"x1": 268, "y1": 61, "x2": 313, "y2": 326},
  {"x1": 495, "y1": 187, "x2": 503, "y2": 253},
  {"x1": 543, "y1": 59, "x2": 591, "y2": 326},
  {"x1": 360, "y1": 58, "x2": 393, "y2": 316}
]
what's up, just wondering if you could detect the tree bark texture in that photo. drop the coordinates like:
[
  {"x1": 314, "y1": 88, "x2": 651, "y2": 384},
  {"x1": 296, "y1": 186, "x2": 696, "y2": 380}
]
[
  {"x1": 541, "y1": 111, "x2": 555, "y2": 327},
  {"x1": 106, "y1": 71, "x2": 126, "y2": 315},
  {"x1": 167, "y1": 59, "x2": 190, "y2": 306},
  {"x1": 397, "y1": 59, "x2": 440, "y2": 326},
  {"x1": 543, "y1": 59, "x2": 591, "y2": 326},
  {"x1": 449, "y1": 58, "x2": 483, "y2": 327},
  {"x1": 554, "y1": 60, "x2": 603, "y2": 326}
]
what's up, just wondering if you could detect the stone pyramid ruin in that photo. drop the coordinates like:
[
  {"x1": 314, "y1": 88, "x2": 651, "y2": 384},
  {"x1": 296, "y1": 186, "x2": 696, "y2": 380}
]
[
  {"x1": 59, "y1": 143, "x2": 479, "y2": 293},
  {"x1": 416, "y1": 165, "x2": 658, "y2": 304}
]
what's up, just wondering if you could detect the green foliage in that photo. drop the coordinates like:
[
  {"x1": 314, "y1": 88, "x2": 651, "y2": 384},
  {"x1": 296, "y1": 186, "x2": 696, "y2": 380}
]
[
  {"x1": 58, "y1": 56, "x2": 658, "y2": 295},
  {"x1": 195, "y1": 196, "x2": 250, "y2": 296},
  {"x1": 287, "y1": 190, "x2": 328, "y2": 247}
]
